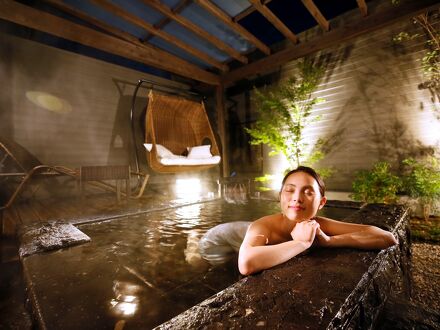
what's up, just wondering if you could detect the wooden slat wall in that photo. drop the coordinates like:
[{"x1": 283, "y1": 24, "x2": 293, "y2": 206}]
[
  {"x1": 283, "y1": 16, "x2": 439, "y2": 190},
  {"x1": 231, "y1": 14, "x2": 439, "y2": 191},
  {"x1": 0, "y1": 32, "x2": 188, "y2": 169}
]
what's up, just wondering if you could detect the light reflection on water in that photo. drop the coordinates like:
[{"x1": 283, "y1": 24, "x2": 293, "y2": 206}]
[
  {"x1": 60, "y1": 199, "x2": 284, "y2": 328},
  {"x1": 26, "y1": 199, "x2": 356, "y2": 329},
  {"x1": 174, "y1": 203, "x2": 202, "y2": 228}
]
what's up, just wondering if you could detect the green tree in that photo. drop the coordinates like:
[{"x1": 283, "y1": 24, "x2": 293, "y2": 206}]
[
  {"x1": 245, "y1": 60, "x2": 326, "y2": 172},
  {"x1": 392, "y1": 7, "x2": 440, "y2": 115}
]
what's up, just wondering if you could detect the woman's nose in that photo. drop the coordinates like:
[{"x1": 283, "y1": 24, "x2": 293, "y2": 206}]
[{"x1": 292, "y1": 191, "x2": 303, "y2": 202}]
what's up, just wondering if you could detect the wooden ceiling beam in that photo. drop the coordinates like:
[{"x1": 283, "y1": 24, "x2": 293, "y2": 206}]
[
  {"x1": 145, "y1": 0, "x2": 191, "y2": 41},
  {"x1": 44, "y1": 0, "x2": 140, "y2": 45},
  {"x1": 357, "y1": 0, "x2": 368, "y2": 17},
  {"x1": 301, "y1": 0, "x2": 330, "y2": 31},
  {"x1": 194, "y1": 0, "x2": 270, "y2": 55},
  {"x1": 222, "y1": 0, "x2": 440, "y2": 86},
  {"x1": 142, "y1": 0, "x2": 247, "y2": 64},
  {"x1": 248, "y1": 0, "x2": 298, "y2": 44},
  {"x1": 233, "y1": 0, "x2": 273, "y2": 22},
  {"x1": 90, "y1": 0, "x2": 228, "y2": 71},
  {"x1": 146, "y1": 0, "x2": 193, "y2": 46},
  {"x1": 0, "y1": 0, "x2": 220, "y2": 85}
]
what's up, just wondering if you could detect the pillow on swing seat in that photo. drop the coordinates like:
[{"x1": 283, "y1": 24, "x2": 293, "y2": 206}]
[
  {"x1": 144, "y1": 143, "x2": 174, "y2": 158},
  {"x1": 144, "y1": 143, "x2": 220, "y2": 166},
  {"x1": 187, "y1": 145, "x2": 212, "y2": 159}
]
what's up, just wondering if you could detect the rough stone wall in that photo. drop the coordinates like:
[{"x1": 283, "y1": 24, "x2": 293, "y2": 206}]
[{"x1": 157, "y1": 204, "x2": 410, "y2": 329}]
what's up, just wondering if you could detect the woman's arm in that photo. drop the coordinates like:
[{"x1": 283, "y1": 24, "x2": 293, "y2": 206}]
[
  {"x1": 238, "y1": 220, "x2": 318, "y2": 275},
  {"x1": 315, "y1": 216, "x2": 398, "y2": 250}
]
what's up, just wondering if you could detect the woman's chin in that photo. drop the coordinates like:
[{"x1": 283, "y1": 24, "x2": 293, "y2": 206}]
[
  {"x1": 284, "y1": 212, "x2": 313, "y2": 222},
  {"x1": 285, "y1": 214, "x2": 304, "y2": 222}
]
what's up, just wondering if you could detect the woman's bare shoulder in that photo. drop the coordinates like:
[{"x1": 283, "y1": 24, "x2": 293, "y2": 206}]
[
  {"x1": 243, "y1": 214, "x2": 282, "y2": 246},
  {"x1": 250, "y1": 213, "x2": 282, "y2": 231}
]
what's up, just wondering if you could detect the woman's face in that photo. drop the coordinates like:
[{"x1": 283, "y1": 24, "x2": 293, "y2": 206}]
[{"x1": 280, "y1": 171, "x2": 327, "y2": 222}]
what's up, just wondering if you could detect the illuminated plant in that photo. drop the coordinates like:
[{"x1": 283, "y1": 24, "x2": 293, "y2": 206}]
[
  {"x1": 351, "y1": 162, "x2": 402, "y2": 204},
  {"x1": 392, "y1": 6, "x2": 440, "y2": 108},
  {"x1": 402, "y1": 156, "x2": 440, "y2": 220},
  {"x1": 245, "y1": 60, "x2": 330, "y2": 178}
]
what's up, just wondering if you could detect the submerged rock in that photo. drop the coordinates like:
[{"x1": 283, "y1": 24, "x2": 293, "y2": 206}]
[{"x1": 19, "y1": 222, "x2": 90, "y2": 257}]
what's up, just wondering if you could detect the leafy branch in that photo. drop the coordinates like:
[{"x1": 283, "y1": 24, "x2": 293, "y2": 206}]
[
  {"x1": 393, "y1": 8, "x2": 440, "y2": 99},
  {"x1": 245, "y1": 60, "x2": 326, "y2": 170}
]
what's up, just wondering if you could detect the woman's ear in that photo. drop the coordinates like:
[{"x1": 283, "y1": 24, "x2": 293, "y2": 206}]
[{"x1": 318, "y1": 196, "x2": 327, "y2": 210}]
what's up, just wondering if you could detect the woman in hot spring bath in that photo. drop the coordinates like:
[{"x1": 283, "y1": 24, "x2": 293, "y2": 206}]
[
  {"x1": 187, "y1": 166, "x2": 397, "y2": 274},
  {"x1": 237, "y1": 166, "x2": 398, "y2": 275}
]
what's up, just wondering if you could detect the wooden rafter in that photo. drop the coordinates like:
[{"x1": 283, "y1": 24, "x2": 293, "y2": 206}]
[
  {"x1": 248, "y1": 0, "x2": 298, "y2": 44},
  {"x1": 142, "y1": 0, "x2": 247, "y2": 64},
  {"x1": 357, "y1": 0, "x2": 368, "y2": 17},
  {"x1": 44, "y1": 0, "x2": 142, "y2": 46},
  {"x1": 233, "y1": 0, "x2": 273, "y2": 22},
  {"x1": 0, "y1": 0, "x2": 220, "y2": 85},
  {"x1": 222, "y1": 0, "x2": 440, "y2": 86},
  {"x1": 89, "y1": 0, "x2": 228, "y2": 71},
  {"x1": 146, "y1": 0, "x2": 191, "y2": 40},
  {"x1": 301, "y1": 0, "x2": 329, "y2": 31},
  {"x1": 194, "y1": 0, "x2": 270, "y2": 55}
]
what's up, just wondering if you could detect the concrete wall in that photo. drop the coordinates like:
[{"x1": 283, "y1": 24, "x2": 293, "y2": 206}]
[{"x1": 0, "y1": 31, "x2": 188, "y2": 170}]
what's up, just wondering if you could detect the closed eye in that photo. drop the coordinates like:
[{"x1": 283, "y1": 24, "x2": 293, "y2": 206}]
[
  {"x1": 304, "y1": 189, "x2": 315, "y2": 196},
  {"x1": 283, "y1": 184, "x2": 295, "y2": 193}
]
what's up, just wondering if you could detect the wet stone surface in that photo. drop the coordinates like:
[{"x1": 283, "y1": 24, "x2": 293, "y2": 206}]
[
  {"x1": 157, "y1": 204, "x2": 410, "y2": 330},
  {"x1": 19, "y1": 222, "x2": 90, "y2": 257}
]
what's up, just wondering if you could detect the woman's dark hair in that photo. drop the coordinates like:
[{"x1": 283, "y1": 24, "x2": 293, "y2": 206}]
[{"x1": 280, "y1": 166, "x2": 326, "y2": 196}]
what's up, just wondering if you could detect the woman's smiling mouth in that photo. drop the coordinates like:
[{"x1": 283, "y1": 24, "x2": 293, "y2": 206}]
[{"x1": 289, "y1": 205, "x2": 305, "y2": 211}]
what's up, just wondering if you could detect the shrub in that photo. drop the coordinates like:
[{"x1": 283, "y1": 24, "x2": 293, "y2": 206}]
[
  {"x1": 402, "y1": 156, "x2": 440, "y2": 217},
  {"x1": 351, "y1": 162, "x2": 402, "y2": 204}
]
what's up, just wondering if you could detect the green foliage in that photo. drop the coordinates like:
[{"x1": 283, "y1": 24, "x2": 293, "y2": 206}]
[
  {"x1": 392, "y1": 31, "x2": 419, "y2": 43},
  {"x1": 402, "y1": 156, "x2": 440, "y2": 205},
  {"x1": 254, "y1": 174, "x2": 275, "y2": 191},
  {"x1": 245, "y1": 60, "x2": 325, "y2": 169},
  {"x1": 351, "y1": 157, "x2": 439, "y2": 212},
  {"x1": 392, "y1": 9, "x2": 440, "y2": 96},
  {"x1": 411, "y1": 217, "x2": 440, "y2": 242},
  {"x1": 351, "y1": 162, "x2": 402, "y2": 204},
  {"x1": 421, "y1": 49, "x2": 440, "y2": 81}
]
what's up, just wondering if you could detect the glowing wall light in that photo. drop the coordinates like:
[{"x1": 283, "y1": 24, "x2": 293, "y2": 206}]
[{"x1": 25, "y1": 91, "x2": 72, "y2": 114}]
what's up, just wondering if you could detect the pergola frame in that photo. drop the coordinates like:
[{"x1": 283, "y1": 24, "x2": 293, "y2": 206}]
[{"x1": 0, "y1": 0, "x2": 438, "y2": 176}]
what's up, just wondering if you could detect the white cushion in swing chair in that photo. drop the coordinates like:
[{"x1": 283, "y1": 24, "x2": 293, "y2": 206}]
[
  {"x1": 187, "y1": 145, "x2": 213, "y2": 159},
  {"x1": 144, "y1": 144, "x2": 221, "y2": 166}
]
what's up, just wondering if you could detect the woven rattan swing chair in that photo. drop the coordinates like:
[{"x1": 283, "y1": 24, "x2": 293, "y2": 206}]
[{"x1": 144, "y1": 90, "x2": 221, "y2": 173}]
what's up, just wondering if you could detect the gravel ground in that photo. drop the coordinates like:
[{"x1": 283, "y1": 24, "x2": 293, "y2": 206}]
[{"x1": 411, "y1": 242, "x2": 440, "y2": 313}]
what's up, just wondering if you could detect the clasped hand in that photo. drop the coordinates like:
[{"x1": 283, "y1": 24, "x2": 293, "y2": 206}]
[{"x1": 290, "y1": 219, "x2": 320, "y2": 245}]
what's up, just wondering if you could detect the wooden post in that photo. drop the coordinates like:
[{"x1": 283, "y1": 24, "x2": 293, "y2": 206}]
[{"x1": 216, "y1": 84, "x2": 229, "y2": 178}]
